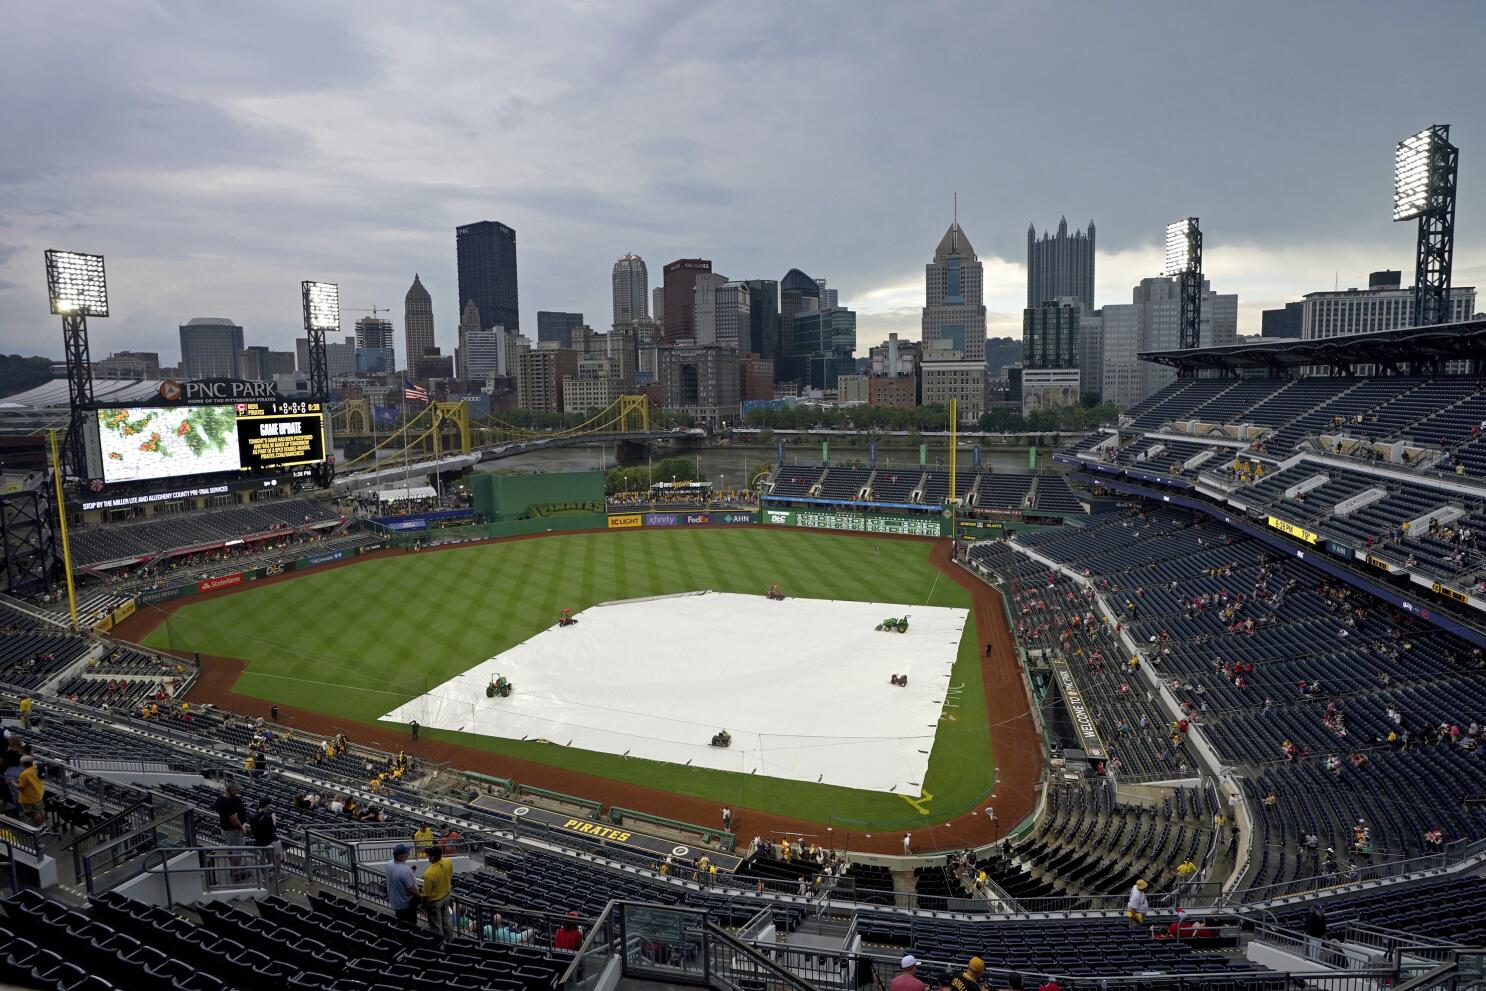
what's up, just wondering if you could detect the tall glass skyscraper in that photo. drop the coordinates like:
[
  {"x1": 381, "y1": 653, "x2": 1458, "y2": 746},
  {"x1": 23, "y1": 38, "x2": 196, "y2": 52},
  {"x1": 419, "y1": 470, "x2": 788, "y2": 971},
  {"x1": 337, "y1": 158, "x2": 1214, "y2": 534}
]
[
  {"x1": 404, "y1": 274, "x2": 435, "y2": 367},
  {"x1": 456, "y1": 220, "x2": 520, "y2": 333},
  {"x1": 1027, "y1": 217, "x2": 1096, "y2": 309}
]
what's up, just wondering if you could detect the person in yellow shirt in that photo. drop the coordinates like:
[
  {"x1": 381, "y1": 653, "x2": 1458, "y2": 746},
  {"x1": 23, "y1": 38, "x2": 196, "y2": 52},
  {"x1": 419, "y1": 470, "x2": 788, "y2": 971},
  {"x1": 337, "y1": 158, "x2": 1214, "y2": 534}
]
[
  {"x1": 1176, "y1": 858, "x2": 1197, "y2": 879},
  {"x1": 413, "y1": 824, "x2": 435, "y2": 857},
  {"x1": 18, "y1": 696, "x2": 32, "y2": 730},
  {"x1": 17, "y1": 756, "x2": 45, "y2": 827},
  {"x1": 420, "y1": 846, "x2": 454, "y2": 936}
]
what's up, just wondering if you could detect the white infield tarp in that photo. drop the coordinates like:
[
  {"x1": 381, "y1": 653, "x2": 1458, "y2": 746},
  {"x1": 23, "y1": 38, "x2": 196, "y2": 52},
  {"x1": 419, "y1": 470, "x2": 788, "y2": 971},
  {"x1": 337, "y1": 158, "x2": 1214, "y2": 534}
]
[{"x1": 381, "y1": 592, "x2": 969, "y2": 795}]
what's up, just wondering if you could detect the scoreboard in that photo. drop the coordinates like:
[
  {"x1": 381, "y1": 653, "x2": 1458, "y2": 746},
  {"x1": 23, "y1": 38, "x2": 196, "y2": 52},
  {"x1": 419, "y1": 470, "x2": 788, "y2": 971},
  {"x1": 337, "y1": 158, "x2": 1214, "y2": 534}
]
[
  {"x1": 235, "y1": 401, "x2": 325, "y2": 471},
  {"x1": 94, "y1": 400, "x2": 327, "y2": 485}
]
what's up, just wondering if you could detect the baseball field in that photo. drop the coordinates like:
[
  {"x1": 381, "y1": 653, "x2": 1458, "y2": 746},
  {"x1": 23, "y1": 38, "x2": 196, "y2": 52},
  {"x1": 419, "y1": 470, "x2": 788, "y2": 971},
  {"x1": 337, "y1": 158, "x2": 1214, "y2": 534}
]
[{"x1": 136, "y1": 527, "x2": 1003, "y2": 831}]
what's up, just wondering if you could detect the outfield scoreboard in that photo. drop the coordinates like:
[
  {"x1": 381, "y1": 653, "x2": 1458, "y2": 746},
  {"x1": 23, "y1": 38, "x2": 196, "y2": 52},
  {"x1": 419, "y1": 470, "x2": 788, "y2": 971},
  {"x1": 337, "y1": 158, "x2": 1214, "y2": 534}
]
[{"x1": 94, "y1": 400, "x2": 326, "y2": 485}]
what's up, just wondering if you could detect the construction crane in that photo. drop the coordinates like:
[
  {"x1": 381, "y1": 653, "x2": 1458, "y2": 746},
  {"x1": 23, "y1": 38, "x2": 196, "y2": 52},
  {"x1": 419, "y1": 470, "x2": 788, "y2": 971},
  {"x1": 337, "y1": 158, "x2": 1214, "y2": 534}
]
[{"x1": 346, "y1": 306, "x2": 392, "y2": 320}]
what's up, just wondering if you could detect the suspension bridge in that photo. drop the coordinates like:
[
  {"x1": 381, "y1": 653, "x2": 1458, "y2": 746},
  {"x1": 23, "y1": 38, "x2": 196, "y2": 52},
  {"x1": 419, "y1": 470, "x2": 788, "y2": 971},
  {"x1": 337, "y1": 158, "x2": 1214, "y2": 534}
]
[{"x1": 327, "y1": 395, "x2": 699, "y2": 490}]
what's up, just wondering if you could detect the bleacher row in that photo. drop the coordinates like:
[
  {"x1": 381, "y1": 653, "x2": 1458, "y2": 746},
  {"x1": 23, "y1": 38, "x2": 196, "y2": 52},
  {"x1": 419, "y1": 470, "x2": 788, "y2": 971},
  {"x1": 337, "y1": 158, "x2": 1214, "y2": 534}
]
[
  {"x1": 70, "y1": 499, "x2": 343, "y2": 567},
  {"x1": 1002, "y1": 507, "x2": 1486, "y2": 892},
  {"x1": 769, "y1": 464, "x2": 1084, "y2": 514},
  {"x1": 1117, "y1": 374, "x2": 1486, "y2": 475}
]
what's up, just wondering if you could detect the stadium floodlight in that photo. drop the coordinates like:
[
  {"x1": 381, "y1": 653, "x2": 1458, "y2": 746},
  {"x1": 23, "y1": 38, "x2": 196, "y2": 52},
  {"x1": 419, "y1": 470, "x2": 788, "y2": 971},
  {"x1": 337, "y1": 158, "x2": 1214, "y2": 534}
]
[
  {"x1": 1393, "y1": 127, "x2": 1438, "y2": 222},
  {"x1": 1164, "y1": 219, "x2": 1200, "y2": 276},
  {"x1": 302, "y1": 280, "x2": 341, "y2": 332},
  {"x1": 45, "y1": 250, "x2": 109, "y2": 317}
]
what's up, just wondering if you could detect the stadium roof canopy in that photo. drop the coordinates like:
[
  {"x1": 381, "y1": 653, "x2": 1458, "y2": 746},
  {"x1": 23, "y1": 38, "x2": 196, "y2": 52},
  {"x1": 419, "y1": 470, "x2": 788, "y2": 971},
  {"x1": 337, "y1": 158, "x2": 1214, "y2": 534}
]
[
  {"x1": 1139, "y1": 317, "x2": 1486, "y2": 373},
  {"x1": 0, "y1": 378, "x2": 165, "y2": 411}
]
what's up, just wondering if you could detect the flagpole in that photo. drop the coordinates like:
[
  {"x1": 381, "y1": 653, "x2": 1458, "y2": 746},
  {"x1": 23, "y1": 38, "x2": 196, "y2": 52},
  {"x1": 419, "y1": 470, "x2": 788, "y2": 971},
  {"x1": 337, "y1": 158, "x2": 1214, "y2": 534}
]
[{"x1": 401, "y1": 388, "x2": 410, "y2": 496}]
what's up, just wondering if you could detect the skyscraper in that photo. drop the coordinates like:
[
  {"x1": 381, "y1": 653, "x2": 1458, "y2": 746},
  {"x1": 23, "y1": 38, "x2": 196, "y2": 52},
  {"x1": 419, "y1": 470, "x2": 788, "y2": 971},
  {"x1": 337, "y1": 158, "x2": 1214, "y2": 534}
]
[
  {"x1": 744, "y1": 279, "x2": 779, "y2": 360},
  {"x1": 778, "y1": 269, "x2": 820, "y2": 382},
  {"x1": 179, "y1": 317, "x2": 244, "y2": 379},
  {"x1": 713, "y1": 282, "x2": 752, "y2": 351},
  {"x1": 920, "y1": 220, "x2": 987, "y2": 421},
  {"x1": 611, "y1": 253, "x2": 649, "y2": 325},
  {"x1": 815, "y1": 279, "x2": 839, "y2": 309},
  {"x1": 652, "y1": 286, "x2": 665, "y2": 326},
  {"x1": 404, "y1": 274, "x2": 435, "y2": 368},
  {"x1": 457, "y1": 300, "x2": 482, "y2": 380},
  {"x1": 355, "y1": 316, "x2": 396, "y2": 375},
  {"x1": 537, "y1": 311, "x2": 584, "y2": 348},
  {"x1": 662, "y1": 259, "x2": 712, "y2": 344},
  {"x1": 456, "y1": 221, "x2": 520, "y2": 363},
  {"x1": 1027, "y1": 218, "x2": 1096, "y2": 309}
]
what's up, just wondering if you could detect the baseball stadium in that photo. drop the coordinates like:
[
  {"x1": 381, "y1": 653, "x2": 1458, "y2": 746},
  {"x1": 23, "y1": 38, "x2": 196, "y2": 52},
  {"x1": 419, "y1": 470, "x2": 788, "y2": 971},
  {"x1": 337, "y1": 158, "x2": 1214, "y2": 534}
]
[{"x1": 5, "y1": 294, "x2": 1486, "y2": 989}]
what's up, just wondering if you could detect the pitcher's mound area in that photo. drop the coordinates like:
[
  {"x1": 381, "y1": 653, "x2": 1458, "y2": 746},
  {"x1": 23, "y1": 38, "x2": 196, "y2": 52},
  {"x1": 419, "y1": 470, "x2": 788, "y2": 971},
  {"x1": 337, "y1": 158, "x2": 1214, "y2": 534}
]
[{"x1": 381, "y1": 591, "x2": 968, "y2": 795}]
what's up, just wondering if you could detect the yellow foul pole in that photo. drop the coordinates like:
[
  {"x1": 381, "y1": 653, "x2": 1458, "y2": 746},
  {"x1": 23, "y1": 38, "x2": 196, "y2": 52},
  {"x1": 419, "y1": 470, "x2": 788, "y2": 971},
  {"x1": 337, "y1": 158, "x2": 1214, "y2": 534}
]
[{"x1": 47, "y1": 429, "x2": 79, "y2": 629}]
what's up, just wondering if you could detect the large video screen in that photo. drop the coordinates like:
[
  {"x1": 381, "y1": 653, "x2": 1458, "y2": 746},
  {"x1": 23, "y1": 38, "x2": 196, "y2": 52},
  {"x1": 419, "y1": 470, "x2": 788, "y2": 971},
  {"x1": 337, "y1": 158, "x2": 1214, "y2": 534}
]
[{"x1": 96, "y1": 401, "x2": 325, "y2": 484}]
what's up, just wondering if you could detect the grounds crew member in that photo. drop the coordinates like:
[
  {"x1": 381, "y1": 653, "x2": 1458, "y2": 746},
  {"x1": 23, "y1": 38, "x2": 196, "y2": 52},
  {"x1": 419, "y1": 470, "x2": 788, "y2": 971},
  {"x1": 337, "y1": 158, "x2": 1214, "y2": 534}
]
[{"x1": 1127, "y1": 878, "x2": 1150, "y2": 926}]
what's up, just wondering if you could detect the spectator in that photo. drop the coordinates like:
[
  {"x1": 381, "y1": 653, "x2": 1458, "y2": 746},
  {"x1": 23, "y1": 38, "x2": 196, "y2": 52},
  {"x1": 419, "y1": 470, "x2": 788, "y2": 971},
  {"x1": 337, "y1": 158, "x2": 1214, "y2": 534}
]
[
  {"x1": 249, "y1": 797, "x2": 281, "y2": 875},
  {"x1": 1304, "y1": 905, "x2": 1327, "y2": 962},
  {"x1": 421, "y1": 846, "x2": 455, "y2": 936},
  {"x1": 386, "y1": 845, "x2": 420, "y2": 925},
  {"x1": 16, "y1": 756, "x2": 45, "y2": 829},
  {"x1": 18, "y1": 695, "x2": 32, "y2": 730},
  {"x1": 2, "y1": 738, "x2": 22, "y2": 812},
  {"x1": 213, "y1": 782, "x2": 246, "y2": 847},
  {"x1": 1127, "y1": 878, "x2": 1150, "y2": 926},
  {"x1": 891, "y1": 955, "x2": 926, "y2": 991},
  {"x1": 948, "y1": 957, "x2": 986, "y2": 991},
  {"x1": 485, "y1": 913, "x2": 534, "y2": 944},
  {"x1": 1037, "y1": 978, "x2": 1062, "y2": 991},
  {"x1": 413, "y1": 823, "x2": 435, "y2": 857},
  {"x1": 553, "y1": 911, "x2": 584, "y2": 951}
]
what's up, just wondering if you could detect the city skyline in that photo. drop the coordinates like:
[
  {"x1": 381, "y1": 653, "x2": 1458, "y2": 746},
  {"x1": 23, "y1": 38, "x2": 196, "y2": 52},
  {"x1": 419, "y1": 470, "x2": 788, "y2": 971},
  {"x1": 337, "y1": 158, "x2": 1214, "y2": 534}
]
[{"x1": 2, "y1": 2, "x2": 1484, "y2": 363}]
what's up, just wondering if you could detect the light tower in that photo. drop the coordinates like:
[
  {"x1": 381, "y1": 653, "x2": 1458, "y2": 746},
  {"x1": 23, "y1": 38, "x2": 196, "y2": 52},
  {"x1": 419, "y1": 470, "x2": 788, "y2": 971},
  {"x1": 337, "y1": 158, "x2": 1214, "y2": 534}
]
[
  {"x1": 1393, "y1": 124, "x2": 1459, "y2": 327},
  {"x1": 1165, "y1": 219, "x2": 1203, "y2": 350},
  {"x1": 301, "y1": 281, "x2": 339, "y2": 399},
  {"x1": 45, "y1": 250, "x2": 109, "y2": 480}
]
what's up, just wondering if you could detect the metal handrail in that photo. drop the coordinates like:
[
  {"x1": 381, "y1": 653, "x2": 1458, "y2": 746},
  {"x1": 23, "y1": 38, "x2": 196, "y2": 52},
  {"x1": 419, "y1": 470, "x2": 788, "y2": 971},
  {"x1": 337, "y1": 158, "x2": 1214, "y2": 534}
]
[{"x1": 141, "y1": 844, "x2": 280, "y2": 906}]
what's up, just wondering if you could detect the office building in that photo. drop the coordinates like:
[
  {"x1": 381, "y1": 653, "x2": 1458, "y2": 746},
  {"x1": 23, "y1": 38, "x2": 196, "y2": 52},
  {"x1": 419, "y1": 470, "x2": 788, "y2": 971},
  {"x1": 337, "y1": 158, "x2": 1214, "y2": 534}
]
[
  {"x1": 869, "y1": 333, "x2": 921, "y2": 378},
  {"x1": 786, "y1": 307, "x2": 857, "y2": 390},
  {"x1": 869, "y1": 373, "x2": 917, "y2": 408},
  {"x1": 778, "y1": 269, "x2": 821, "y2": 381},
  {"x1": 414, "y1": 349, "x2": 455, "y2": 381},
  {"x1": 1023, "y1": 299, "x2": 1081, "y2": 369},
  {"x1": 1096, "y1": 277, "x2": 1238, "y2": 407},
  {"x1": 456, "y1": 220, "x2": 520, "y2": 333},
  {"x1": 464, "y1": 329, "x2": 507, "y2": 381},
  {"x1": 612, "y1": 253, "x2": 649, "y2": 325},
  {"x1": 456, "y1": 301, "x2": 482, "y2": 380},
  {"x1": 662, "y1": 258, "x2": 713, "y2": 344},
  {"x1": 815, "y1": 279, "x2": 839, "y2": 309},
  {"x1": 320, "y1": 336, "x2": 357, "y2": 379},
  {"x1": 1027, "y1": 217, "x2": 1096, "y2": 309},
  {"x1": 240, "y1": 346, "x2": 295, "y2": 382},
  {"x1": 744, "y1": 279, "x2": 780, "y2": 360},
  {"x1": 690, "y1": 272, "x2": 729, "y2": 344},
  {"x1": 179, "y1": 317, "x2": 244, "y2": 379},
  {"x1": 404, "y1": 274, "x2": 436, "y2": 367},
  {"x1": 95, "y1": 351, "x2": 161, "y2": 379},
  {"x1": 518, "y1": 344, "x2": 578, "y2": 414},
  {"x1": 712, "y1": 281, "x2": 752, "y2": 350},
  {"x1": 836, "y1": 374, "x2": 868, "y2": 403},
  {"x1": 920, "y1": 220, "x2": 987, "y2": 421},
  {"x1": 652, "y1": 286, "x2": 665, "y2": 326},
  {"x1": 563, "y1": 357, "x2": 619, "y2": 414},
  {"x1": 658, "y1": 344, "x2": 740, "y2": 425},
  {"x1": 1078, "y1": 308, "x2": 1104, "y2": 403},
  {"x1": 537, "y1": 311, "x2": 584, "y2": 348},
  {"x1": 1301, "y1": 277, "x2": 1475, "y2": 340},
  {"x1": 355, "y1": 347, "x2": 394, "y2": 375},
  {"x1": 738, "y1": 354, "x2": 775, "y2": 402},
  {"x1": 1261, "y1": 301, "x2": 1304, "y2": 339}
]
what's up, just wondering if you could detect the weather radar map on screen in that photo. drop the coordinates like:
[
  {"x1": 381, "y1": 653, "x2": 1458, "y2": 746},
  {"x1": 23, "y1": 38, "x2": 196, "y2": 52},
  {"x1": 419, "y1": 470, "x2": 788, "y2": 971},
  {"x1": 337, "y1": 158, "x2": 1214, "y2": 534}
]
[{"x1": 97, "y1": 406, "x2": 241, "y2": 483}]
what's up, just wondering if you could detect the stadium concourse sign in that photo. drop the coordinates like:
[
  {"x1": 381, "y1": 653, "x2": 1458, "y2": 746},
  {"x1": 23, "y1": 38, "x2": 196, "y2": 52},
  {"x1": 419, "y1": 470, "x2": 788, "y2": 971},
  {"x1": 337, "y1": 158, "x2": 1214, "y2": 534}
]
[
  {"x1": 1048, "y1": 655, "x2": 1107, "y2": 761},
  {"x1": 762, "y1": 507, "x2": 947, "y2": 537}
]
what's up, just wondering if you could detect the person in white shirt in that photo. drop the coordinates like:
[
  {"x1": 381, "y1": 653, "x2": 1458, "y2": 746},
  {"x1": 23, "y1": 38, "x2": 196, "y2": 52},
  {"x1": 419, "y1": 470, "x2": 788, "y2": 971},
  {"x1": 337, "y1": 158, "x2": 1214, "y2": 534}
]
[{"x1": 1127, "y1": 879, "x2": 1150, "y2": 926}]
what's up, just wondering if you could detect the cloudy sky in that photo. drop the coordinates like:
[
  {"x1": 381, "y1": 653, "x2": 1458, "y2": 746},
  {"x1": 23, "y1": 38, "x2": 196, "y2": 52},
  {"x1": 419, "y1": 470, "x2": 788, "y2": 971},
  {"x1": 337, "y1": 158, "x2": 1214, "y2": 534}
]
[{"x1": 2, "y1": 0, "x2": 1484, "y2": 364}]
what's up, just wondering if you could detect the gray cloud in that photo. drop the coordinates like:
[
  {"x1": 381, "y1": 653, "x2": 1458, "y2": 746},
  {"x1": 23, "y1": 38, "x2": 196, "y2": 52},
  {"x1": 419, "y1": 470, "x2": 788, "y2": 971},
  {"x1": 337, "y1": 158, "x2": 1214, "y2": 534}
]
[{"x1": 0, "y1": 0, "x2": 1482, "y2": 362}]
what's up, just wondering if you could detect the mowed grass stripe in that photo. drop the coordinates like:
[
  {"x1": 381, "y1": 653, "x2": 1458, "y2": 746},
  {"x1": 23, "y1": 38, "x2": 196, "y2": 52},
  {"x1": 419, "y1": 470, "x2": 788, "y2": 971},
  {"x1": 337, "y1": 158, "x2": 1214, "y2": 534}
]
[{"x1": 144, "y1": 529, "x2": 993, "y2": 826}]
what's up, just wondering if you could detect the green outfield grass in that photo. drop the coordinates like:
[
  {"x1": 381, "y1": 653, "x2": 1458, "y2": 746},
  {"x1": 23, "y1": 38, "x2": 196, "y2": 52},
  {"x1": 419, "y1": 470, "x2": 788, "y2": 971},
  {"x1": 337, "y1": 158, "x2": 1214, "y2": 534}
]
[{"x1": 142, "y1": 528, "x2": 994, "y2": 827}]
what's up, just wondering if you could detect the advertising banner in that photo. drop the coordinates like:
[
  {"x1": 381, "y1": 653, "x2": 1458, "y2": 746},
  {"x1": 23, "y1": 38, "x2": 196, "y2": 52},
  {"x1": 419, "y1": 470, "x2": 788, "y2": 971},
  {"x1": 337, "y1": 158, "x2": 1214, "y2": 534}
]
[
  {"x1": 301, "y1": 549, "x2": 347, "y2": 569},
  {"x1": 111, "y1": 599, "x2": 137, "y2": 625},
  {"x1": 1049, "y1": 656, "x2": 1107, "y2": 760},
  {"x1": 643, "y1": 513, "x2": 681, "y2": 527},
  {"x1": 1267, "y1": 515, "x2": 1319, "y2": 545},
  {"x1": 371, "y1": 509, "x2": 473, "y2": 529},
  {"x1": 381, "y1": 518, "x2": 429, "y2": 532},
  {"x1": 198, "y1": 573, "x2": 244, "y2": 593},
  {"x1": 607, "y1": 514, "x2": 643, "y2": 529},
  {"x1": 714, "y1": 511, "x2": 756, "y2": 525},
  {"x1": 138, "y1": 586, "x2": 190, "y2": 606},
  {"x1": 761, "y1": 507, "x2": 945, "y2": 537}
]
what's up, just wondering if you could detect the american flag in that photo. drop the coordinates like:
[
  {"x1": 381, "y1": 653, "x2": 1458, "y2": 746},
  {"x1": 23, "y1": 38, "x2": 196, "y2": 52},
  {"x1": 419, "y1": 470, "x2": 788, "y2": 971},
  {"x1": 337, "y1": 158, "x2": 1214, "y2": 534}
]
[{"x1": 403, "y1": 380, "x2": 429, "y2": 402}]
